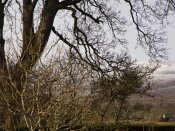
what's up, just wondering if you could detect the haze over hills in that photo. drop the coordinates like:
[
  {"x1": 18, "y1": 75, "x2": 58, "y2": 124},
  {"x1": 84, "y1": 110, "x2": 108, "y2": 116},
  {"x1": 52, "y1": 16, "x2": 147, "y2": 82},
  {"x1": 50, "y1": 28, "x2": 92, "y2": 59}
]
[
  {"x1": 130, "y1": 61, "x2": 175, "y2": 111},
  {"x1": 154, "y1": 61, "x2": 175, "y2": 80},
  {"x1": 151, "y1": 61, "x2": 175, "y2": 98},
  {"x1": 128, "y1": 62, "x2": 175, "y2": 121}
]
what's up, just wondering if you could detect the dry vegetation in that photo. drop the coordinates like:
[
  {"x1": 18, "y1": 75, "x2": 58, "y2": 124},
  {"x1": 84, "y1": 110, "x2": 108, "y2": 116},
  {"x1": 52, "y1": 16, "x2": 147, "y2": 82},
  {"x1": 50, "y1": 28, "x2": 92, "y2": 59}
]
[{"x1": 0, "y1": 0, "x2": 175, "y2": 130}]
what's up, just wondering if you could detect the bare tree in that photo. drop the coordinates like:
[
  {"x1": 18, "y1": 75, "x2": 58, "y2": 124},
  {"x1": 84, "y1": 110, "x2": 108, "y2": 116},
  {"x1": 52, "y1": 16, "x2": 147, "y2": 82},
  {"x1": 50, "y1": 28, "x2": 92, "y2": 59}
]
[
  {"x1": 0, "y1": 0, "x2": 168, "y2": 130},
  {"x1": 90, "y1": 64, "x2": 154, "y2": 123}
]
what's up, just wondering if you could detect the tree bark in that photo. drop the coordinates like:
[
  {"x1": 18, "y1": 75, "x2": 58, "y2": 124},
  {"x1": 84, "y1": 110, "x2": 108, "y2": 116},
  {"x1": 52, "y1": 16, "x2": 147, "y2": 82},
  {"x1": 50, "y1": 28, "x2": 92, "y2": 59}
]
[
  {"x1": 13, "y1": 0, "x2": 58, "y2": 92},
  {"x1": 0, "y1": 2, "x2": 7, "y2": 71},
  {"x1": 20, "y1": 0, "x2": 58, "y2": 71}
]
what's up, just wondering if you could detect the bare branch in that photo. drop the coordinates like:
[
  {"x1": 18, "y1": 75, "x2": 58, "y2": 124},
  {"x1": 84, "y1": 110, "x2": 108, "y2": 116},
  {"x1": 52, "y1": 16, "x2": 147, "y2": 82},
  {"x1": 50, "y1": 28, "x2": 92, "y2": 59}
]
[
  {"x1": 58, "y1": 0, "x2": 83, "y2": 9},
  {"x1": 51, "y1": 26, "x2": 103, "y2": 73},
  {"x1": 124, "y1": 0, "x2": 167, "y2": 60},
  {"x1": 31, "y1": 0, "x2": 38, "y2": 11},
  {"x1": 74, "y1": 4, "x2": 103, "y2": 24}
]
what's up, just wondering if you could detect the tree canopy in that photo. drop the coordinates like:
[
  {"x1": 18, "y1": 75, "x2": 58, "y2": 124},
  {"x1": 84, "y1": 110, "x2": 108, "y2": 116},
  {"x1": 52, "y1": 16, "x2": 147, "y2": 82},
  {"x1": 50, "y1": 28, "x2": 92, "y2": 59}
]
[{"x1": 0, "y1": 0, "x2": 168, "y2": 73}]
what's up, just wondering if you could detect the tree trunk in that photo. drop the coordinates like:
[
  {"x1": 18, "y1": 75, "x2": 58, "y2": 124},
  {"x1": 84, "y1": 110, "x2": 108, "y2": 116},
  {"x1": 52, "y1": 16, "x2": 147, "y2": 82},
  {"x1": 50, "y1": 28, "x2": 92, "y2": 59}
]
[
  {"x1": 0, "y1": 2, "x2": 7, "y2": 71},
  {"x1": 1, "y1": 0, "x2": 60, "y2": 129}
]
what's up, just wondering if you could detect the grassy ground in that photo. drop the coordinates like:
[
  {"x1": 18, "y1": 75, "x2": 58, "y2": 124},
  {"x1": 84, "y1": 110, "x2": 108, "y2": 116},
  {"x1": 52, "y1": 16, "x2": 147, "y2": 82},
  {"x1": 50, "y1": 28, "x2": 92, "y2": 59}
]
[{"x1": 131, "y1": 121, "x2": 175, "y2": 126}]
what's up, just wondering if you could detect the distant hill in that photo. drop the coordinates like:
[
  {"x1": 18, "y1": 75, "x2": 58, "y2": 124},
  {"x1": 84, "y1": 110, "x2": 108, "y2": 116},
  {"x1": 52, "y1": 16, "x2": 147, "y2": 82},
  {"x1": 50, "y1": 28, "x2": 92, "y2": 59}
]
[
  {"x1": 153, "y1": 62, "x2": 175, "y2": 90},
  {"x1": 129, "y1": 62, "x2": 175, "y2": 121},
  {"x1": 152, "y1": 61, "x2": 175, "y2": 94},
  {"x1": 154, "y1": 61, "x2": 175, "y2": 81}
]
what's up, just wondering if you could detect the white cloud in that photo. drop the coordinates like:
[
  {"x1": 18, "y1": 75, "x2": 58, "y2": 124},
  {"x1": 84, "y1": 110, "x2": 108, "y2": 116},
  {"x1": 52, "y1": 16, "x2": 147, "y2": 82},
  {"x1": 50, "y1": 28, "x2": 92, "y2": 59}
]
[{"x1": 154, "y1": 61, "x2": 175, "y2": 80}]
